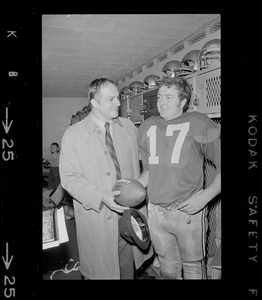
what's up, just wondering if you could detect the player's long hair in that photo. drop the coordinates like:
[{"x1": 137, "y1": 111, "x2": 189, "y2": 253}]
[{"x1": 159, "y1": 77, "x2": 192, "y2": 112}]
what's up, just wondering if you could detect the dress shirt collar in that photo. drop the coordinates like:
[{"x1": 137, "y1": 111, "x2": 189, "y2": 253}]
[{"x1": 85, "y1": 112, "x2": 123, "y2": 134}]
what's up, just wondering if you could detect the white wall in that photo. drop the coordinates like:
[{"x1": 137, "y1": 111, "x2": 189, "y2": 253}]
[
  {"x1": 117, "y1": 30, "x2": 220, "y2": 91},
  {"x1": 42, "y1": 97, "x2": 88, "y2": 157}
]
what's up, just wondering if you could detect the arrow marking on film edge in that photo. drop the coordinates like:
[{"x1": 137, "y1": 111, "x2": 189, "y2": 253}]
[
  {"x1": 2, "y1": 107, "x2": 13, "y2": 134},
  {"x1": 2, "y1": 243, "x2": 14, "y2": 270}
]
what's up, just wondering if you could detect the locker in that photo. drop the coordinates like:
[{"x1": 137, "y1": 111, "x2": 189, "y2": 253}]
[
  {"x1": 204, "y1": 117, "x2": 221, "y2": 279},
  {"x1": 119, "y1": 97, "x2": 129, "y2": 119},
  {"x1": 120, "y1": 63, "x2": 221, "y2": 122},
  {"x1": 194, "y1": 62, "x2": 221, "y2": 115},
  {"x1": 142, "y1": 88, "x2": 159, "y2": 120},
  {"x1": 128, "y1": 93, "x2": 143, "y2": 124}
]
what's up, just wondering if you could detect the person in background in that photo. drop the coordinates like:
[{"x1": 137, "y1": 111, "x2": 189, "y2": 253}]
[
  {"x1": 59, "y1": 78, "x2": 153, "y2": 279},
  {"x1": 137, "y1": 76, "x2": 221, "y2": 279},
  {"x1": 70, "y1": 114, "x2": 77, "y2": 125},
  {"x1": 43, "y1": 142, "x2": 61, "y2": 190}
]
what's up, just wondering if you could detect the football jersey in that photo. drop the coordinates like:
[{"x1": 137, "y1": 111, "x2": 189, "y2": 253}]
[{"x1": 138, "y1": 111, "x2": 221, "y2": 208}]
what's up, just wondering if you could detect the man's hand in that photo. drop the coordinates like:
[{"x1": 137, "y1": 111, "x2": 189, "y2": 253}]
[
  {"x1": 176, "y1": 190, "x2": 208, "y2": 215},
  {"x1": 102, "y1": 190, "x2": 130, "y2": 214},
  {"x1": 177, "y1": 173, "x2": 221, "y2": 215}
]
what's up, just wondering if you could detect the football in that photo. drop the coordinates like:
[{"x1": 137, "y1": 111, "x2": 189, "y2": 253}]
[{"x1": 112, "y1": 178, "x2": 146, "y2": 207}]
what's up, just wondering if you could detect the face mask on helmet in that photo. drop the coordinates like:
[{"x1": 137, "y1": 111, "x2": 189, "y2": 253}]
[
  {"x1": 199, "y1": 39, "x2": 220, "y2": 70},
  {"x1": 181, "y1": 49, "x2": 200, "y2": 74},
  {"x1": 128, "y1": 81, "x2": 144, "y2": 95},
  {"x1": 143, "y1": 74, "x2": 161, "y2": 89},
  {"x1": 162, "y1": 60, "x2": 184, "y2": 78},
  {"x1": 119, "y1": 86, "x2": 129, "y2": 100}
]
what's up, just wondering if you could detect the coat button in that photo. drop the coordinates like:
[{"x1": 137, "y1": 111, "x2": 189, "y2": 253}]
[
  {"x1": 108, "y1": 216, "x2": 112, "y2": 220},
  {"x1": 97, "y1": 130, "x2": 101, "y2": 134},
  {"x1": 106, "y1": 172, "x2": 111, "y2": 176}
]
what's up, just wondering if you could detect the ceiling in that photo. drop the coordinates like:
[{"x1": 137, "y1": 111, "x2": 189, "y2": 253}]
[{"x1": 42, "y1": 14, "x2": 220, "y2": 98}]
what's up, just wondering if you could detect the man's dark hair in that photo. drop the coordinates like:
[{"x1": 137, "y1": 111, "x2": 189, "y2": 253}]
[
  {"x1": 88, "y1": 78, "x2": 116, "y2": 101},
  {"x1": 51, "y1": 142, "x2": 59, "y2": 148},
  {"x1": 159, "y1": 76, "x2": 192, "y2": 112}
]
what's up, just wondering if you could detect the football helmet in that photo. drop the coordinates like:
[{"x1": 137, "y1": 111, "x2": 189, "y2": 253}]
[
  {"x1": 199, "y1": 39, "x2": 220, "y2": 70},
  {"x1": 119, "y1": 86, "x2": 130, "y2": 99},
  {"x1": 76, "y1": 110, "x2": 84, "y2": 121},
  {"x1": 128, "y1": 81, "x2": 144, "y2": 95},
  {"x1": 143, "y1": 74, "x2": 161, "y2": 89},
  {"x1": 181, "y1": 49, "x2": 200, "y2": 73},
  {"x1": 119, "y1": 208, "x2": 151, "y2": 250},
  {"x1": 82, "y1": 105, "x2": 91, "y2": 116},
  {"x1": 162, "y1": 60, "x2": 184, "y2": 78}
]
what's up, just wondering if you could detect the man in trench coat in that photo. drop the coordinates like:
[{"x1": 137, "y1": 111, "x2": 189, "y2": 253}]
[{"x1": 59, "y1": 78, "x2": 153, "y2": 279}]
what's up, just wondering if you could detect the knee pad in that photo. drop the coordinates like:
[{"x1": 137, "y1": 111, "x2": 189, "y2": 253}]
[{"x1": 182, "y1": 260, "x2": 205, "y2": 279}]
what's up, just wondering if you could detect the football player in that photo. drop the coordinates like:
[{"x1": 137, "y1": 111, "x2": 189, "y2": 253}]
[{"x1": 137, "y1": 76, "x2": 221, "y2": 279}]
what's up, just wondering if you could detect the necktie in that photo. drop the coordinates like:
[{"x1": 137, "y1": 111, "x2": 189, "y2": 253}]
[{"x1": 105, "y1": 122, "x2": 122, "y2": 180}]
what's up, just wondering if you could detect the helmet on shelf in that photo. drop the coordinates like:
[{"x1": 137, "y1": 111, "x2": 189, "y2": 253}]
[
  {"x1": 82, "y1": 105, "x2": 91, "y2": 116},
  {"x1": 181, "y1": 49, "x2": 200, "y2": 74},
  {"x1": 76, "y1": 110, "x2": 84, "y2": 121},
  {"x1": 119, "y1": 86, "x2": 130, "y2": 99},
  {"x1": 143, "y1": 74, "x2": 161, "y2": 89},
  {"x1": 199, "y1": 39, "x2": 220, "y2": 70},
  {"x1": 161, "y1": 60, "x2": 184, "y2": 78},
  {"x1": 128, "y1": 81, "x2": 145, "y2": 95}
]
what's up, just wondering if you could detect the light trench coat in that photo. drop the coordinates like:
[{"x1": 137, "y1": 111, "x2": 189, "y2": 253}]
[{"x1": 59, "y1": 113, "x2": 153, "y2": 279}]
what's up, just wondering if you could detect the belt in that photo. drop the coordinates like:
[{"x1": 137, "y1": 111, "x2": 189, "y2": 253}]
[
  {"x1": 153, "y1": 189, "x2": 203, "y2": 211},
  {"x1": 154, "y1": 202, "x2": 191, "y2": 224},
  {"x1": 152, "y1": 189, "x2": 204, "y2": 224},
  {"x1": 155, "y1": 201, "x2": 183, "y2": 211}
]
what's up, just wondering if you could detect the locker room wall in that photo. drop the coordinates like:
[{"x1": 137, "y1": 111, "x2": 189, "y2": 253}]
[
  {"x1": 42, "y1": 97, "x2": 88, "y2": 157},
  {"x1": 42, "y1": 23, "x2": 220, "y2": 157},
  {"x1": 117, "y1": 30, "x2": 220, "y2": 91}
]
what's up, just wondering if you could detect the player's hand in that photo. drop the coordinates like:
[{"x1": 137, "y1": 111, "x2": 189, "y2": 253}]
[
  {"x1": 102, "y1": 190, "x2": 130, "y2": 214},
  {"x1": 176, "y1": 191, "x2": 208, "y2": 215}
]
